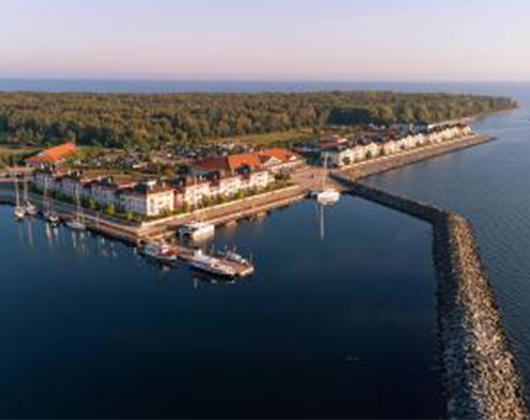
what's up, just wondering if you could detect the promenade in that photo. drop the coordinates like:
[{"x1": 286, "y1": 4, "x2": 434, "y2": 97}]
[
  {"x1": 337, "y1": 134, "x2": 493, "y2": 182},
  {"x1": 0, "y1": 183, "x2": 304, "y2": 243}
]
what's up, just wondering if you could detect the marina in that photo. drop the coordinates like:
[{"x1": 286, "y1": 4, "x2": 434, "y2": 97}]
[{"x1": 0, "y1": 195, "x2": 442, "y2": 418}]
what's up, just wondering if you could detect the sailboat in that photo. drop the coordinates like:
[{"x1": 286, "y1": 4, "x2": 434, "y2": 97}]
[
  {"x1": 43, "y1": 178, "x2": 60, "y2": 226},
  {"x1": 14, "y1": 179, "x2": 26, "y2": 220},
  {"x1": 312, "y1": 152, "x2": 340, "y2": 206},
  {"x1": 65, "y1": 187, "x2": 86, "y2": 231},
  {"x1": 23, "y1": 176, "x2": 38, "y2": 216}
]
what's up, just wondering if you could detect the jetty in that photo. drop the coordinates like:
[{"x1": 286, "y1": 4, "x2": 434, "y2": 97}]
[{"x1": 332, "y1": 174, "x2": 528, "y2": 419}]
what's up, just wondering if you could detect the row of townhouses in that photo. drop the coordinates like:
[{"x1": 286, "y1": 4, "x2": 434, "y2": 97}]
[
  {"x1": 33, "y1": 169, "x2": 276, "y2": 217},
  {"x1": 324, "y1": 124, "x2": 473, "y2": 168},
  {"x1": 177, "y1": 170, "x2": 274, "y2": 208}
]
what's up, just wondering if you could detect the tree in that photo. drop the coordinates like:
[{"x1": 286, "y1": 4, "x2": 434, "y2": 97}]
[{"x1": 105, "y1": 204, "x2": 115, "y2": 216}]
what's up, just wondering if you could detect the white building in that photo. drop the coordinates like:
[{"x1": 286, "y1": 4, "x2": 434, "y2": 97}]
[
  {"x1": 179, "y1": 181, "x2": 212, "y2": 207},
  {"x1": 119, "y1": 180, "x2": 175, "y2": 217},
  {"x1": 243, "y1": 170, "x2": 274, "y2": 190},
  {"x1": 364, "y1": 142, "x2": 381, "y2": 158},
  {"x1": 178, "y1": 170, "x2": 275, "y2": 207},
  {"x1": 382, "y1": 140, "x2": 398, "y2": 155},
  {"x1": 90, "y1": 178, "x2": 135, "y2": 207},
  {"x1": 325, "y1": 148, "x2": 354, "y2": 168}
]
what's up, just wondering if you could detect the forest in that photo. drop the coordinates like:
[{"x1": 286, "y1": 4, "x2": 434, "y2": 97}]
[{"x1": 0, "y1": 91, "x2": 516, "y2": 148}]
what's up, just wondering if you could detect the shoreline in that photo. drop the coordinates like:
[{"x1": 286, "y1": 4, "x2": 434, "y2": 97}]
[
  {"x1": 0, "y1": 183, "x2": 304, "y2": 243},
  {"x1": 331, "y1": 179, "x2": 528, "y2": 419},
  {"x1": 333, "y1": 134, "x2": 494, "y2": 182}
]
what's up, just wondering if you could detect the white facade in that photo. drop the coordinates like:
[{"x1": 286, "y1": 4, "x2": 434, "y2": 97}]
[
  {"x1": 244, "y1": 170, "x2": 273, "y2": 190},
  {"x1": 217, "y1": 176, "x2": 242, "y2": 196},
  {"x1": 182, "y1": 182, "x2": 212, "y2": 207},
  {"x1": 119, "y1": 188, "x2": 174, "y2": 217},
  {"x1": 180, "y1": 171, "x2": 275, "y2": 207},
  {"x1": 364, "y1": 142, "x2": 381, "y2": 158},
  {"x1": 382, "y1": 140, "x2": 398, "y2": 155},
  {"x1": 319, "y1": 123, "x2": 473, "y2": 168}
]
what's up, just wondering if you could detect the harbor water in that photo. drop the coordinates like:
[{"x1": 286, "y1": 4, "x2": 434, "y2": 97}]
[
  {"x1": 0, "y1": 196, "x2": 442, "y2": 418},
  {"x1": 366, "y1": 85, "x2": 530, "y2": 403},
  {"x1": 3, "y1": 79, "x2": 530, "y2": 416}
]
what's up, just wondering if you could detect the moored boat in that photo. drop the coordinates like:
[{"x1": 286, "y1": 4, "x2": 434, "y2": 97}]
[
  {"x1": 14, "y1": 180, "x2": 25, "y2": 220},
  {"x1": 14, "y1": 206, "x2": 26, "y2": 220},
  {"x1": 139, "y1": 242, "x2": 179, "y2": 265},
  {"x1": 66, "y1": 219, "x2": 86, "y2": 231},
  {"x1": 188, "y1": 248, "x2": 237, "y2": 278},
  {"x1": 315, "y1": 188, "x2": 340, "y2": 206},
  {"x1": 44, "y1": 211, "x2": 61, "y2": 226},
  {"x1": 311, "y1": 152, "x2": 340, "y2": 206},
  {"x1": 216, "y1": 246, "x2": 252, "y2": 267},
  {"x1": 25, "y1": 202, "x2": 38, "y2": 216},
  {"x1": 66, "y1": 187, "x2": 86, "y2": 231}
]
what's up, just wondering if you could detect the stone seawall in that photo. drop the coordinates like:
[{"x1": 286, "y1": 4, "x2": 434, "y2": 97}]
[
  {"x1": 337, "y1": 180, "x2": 527, "y2": 419},
  {"x1": 338, "y1": 134, "x2": 493, "y2": 182}
]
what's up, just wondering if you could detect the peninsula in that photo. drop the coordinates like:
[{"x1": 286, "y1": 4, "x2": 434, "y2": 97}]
[{"x1": 0, "y1": 91, "x2": 525, "y2": 418}]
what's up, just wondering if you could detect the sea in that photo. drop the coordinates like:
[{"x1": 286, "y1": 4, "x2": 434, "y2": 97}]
[{"x1": 0, "y1": 79, "x2": 529, "y2": 418}]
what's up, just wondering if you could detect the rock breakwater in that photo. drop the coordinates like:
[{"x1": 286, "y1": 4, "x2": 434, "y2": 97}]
[{"x1": 336, "y1": 179, "x2": 527, "y2": 419}]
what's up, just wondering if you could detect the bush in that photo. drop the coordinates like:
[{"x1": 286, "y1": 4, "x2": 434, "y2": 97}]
[{"x1": 105, "y1": 204, "x2": 115, "y2": 216}]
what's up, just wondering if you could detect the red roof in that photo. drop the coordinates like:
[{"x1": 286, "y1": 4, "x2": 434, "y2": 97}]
[
  {"x1": 193, "y1": 148, "x2": 301, "y2": 173},
  {"x1": 27, "y1": 142, "x2": 77, "y2": 164}
]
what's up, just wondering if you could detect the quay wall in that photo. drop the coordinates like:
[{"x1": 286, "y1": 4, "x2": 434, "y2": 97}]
[
  {"x1": 335, "y1": 178, "x2": 528, "y2": 419},
  {"x1": 336, "y1": 134, "x2": 493, "y2": 182}
]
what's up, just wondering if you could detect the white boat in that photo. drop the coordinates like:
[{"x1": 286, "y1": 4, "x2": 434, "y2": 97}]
[
  {"x1": 45, "y1": 211, "x2": 61, "y2": 226},
  {"x1": 179, "y1": 222, "x2": 215, "y2": 241},
  {"x1": 65, "y1": 219, "x2": 86, "y2": 231},
  {"x1": 13, "y1": 180, "x2": 25, "y2": 220},
  {"x1": 25, "y1": 202, "x2": 38, "y2": 216},
  {"x1": 14, "y1": 206, "x2": 26, "y2": 220},
  {"x1": 42, "y1": 179, "x2": 60, "y2": 225},
  {"x1": 188, "y1": 249, "x2": 237, "y2": 278},
  {"x1": 216, "y1": 246, "x2": 252, "y2": 267},
  {"x1": 66, "y1": 187, "x2": 86, "y2": 231},
  {"x1": 312, "y1": 152, "x2": 340, "y2": 206},
  {"x1": 21, "y1": 176, "x2": 39, "y2": 215},
  {"x1": 139, "y1": 242, "x2": 179, "y2": 265},
  {"x1": 316, "y1": 188, "x2": 341, "y2": 205}
]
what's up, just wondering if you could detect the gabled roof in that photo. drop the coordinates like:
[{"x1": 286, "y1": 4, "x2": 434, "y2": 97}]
[
  {"x1": 26, "y1": 142, "x2": 77, "y2": 164},
  {"x1": 193, "y1": 148, "x2": 301, "y2": 173}
]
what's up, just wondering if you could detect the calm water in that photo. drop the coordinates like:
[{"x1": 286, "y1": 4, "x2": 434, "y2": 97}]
[
  {"x1": 0, "y1": 197, "x2": 442, "y2": 418},
  {"x1": 0, "y1": 78, "x2": 527, "y2": 95},
  {"x1": 367, "y1": 86, "x2": 530, "y2": 402},
  {"x1": 3, "y1": 78, "x2": 530, "y2": 416}
]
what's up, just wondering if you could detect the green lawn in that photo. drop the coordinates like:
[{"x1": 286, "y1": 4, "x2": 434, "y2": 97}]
[{"x1": 207, "y1": 129, "x2": 315, "y2": 146}]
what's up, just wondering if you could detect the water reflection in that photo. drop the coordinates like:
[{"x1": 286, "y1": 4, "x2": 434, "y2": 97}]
[{"x1": 1, "y1": 198, "x2": 443, "y2": 418}]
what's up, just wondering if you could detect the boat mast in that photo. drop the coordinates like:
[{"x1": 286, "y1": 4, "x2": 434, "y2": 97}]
[
  {"x1": 322, "y1": 152, "x2": 328, "y2": 190},
  {"x1": 14, "y1": 178, "x2": 20, "y2": 207},
  {"x1": 75, "y1": 187, "x2": 82, "y2": 223},
  {"x1": 44, "y1": 177, "x2": 50, "y2": 213},
  {"x1": 23, "y1": 175, "x2": 28, "y2": 204}
]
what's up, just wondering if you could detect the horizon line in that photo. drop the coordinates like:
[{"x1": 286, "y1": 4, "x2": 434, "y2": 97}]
[{"x1": 1, "y1": 76, "x2": 530, "y2": 84}]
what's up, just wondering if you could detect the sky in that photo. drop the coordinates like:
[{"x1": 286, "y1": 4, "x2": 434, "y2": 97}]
[{"x1": 1, "y1": 0, "x2": 530, "y2": 81}]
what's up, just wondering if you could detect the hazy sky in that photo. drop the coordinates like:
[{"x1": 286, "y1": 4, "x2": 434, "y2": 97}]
[{"x1": 1, "y1": 0, "x2": 529, "y2": 80}]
